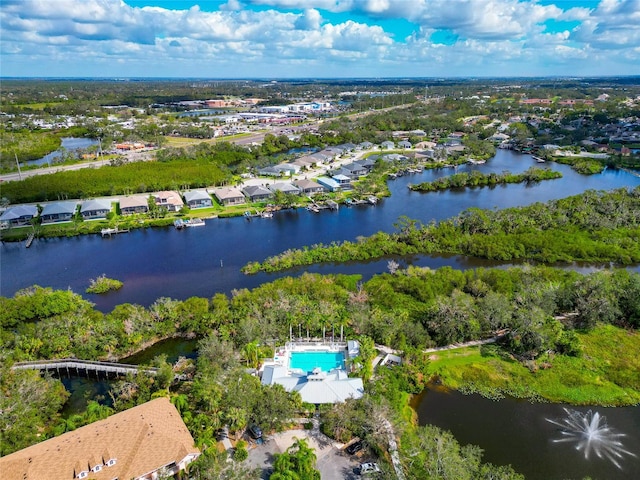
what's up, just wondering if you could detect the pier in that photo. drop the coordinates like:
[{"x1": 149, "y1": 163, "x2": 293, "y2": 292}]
[
  {"x1": 101, "y1": 227, "x2": 129, "y2": 237},
  {"x1": 25, "y1": 233, "x2": 35, "y2": 248},
  {"x1": 11, "y1": 358, "x2": 158, "y2": 378},
  {"x1": 326, "y1": 200, "x2": 339, "y2": 211}
]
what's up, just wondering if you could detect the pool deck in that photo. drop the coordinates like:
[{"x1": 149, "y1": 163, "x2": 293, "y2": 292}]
[{"x1": 272, "y1": 341, "x2": 348, "y2": 371}]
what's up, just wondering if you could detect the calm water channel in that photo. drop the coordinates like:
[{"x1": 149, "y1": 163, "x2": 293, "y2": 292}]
[
  {"x1": 416, "y1": 387, "x2": 640, "y2": 480},
  {"x1": 24, "y1": 137, "x2": 99, "y2": 166},
  {"x1": 3, "y1": 150, "x2": 639, "y2": 310},
  {"x1": 4, "y1": 150, "x2": 640, "y2": 479}
]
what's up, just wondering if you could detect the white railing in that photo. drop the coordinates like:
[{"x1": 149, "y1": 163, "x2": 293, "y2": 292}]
[{"x1": 11, "y1": 358, "x2": 158, "y2": 376}]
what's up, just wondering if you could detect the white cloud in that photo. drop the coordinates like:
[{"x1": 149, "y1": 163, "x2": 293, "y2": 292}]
[
  {"x1": 246, "y1": 0, "x2": 353, "y2": 12},
  {"x1": 1, "y1": 0, "x2": 639, "y2": 77},
  {"x1": 295, "y1": 8, "x2": 323, "y2": 30},
  {"x1": 220, "y1": 0, "x2": 244, "y2": 11},
  {"x1": 570, "y1": 0, "x2": 640, "y2": 50}
]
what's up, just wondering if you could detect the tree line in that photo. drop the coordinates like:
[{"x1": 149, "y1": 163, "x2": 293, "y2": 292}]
[
  {"x1": 409, "y1": 167, "x2": 562, "y2": 192},
  {"x1": 243, "y1": 187, "x2": 640, "y2": 273}
]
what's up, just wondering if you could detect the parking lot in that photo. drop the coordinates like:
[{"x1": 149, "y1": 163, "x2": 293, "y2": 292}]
[{"x1": 245, "y1": 423, "x2": 363, "y2": 479}]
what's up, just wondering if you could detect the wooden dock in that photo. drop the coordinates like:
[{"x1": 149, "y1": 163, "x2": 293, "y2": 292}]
[
  {"x1": 25, "y1": 233, "x2": 35, "y2": 248},
  {"x1": 101, "y1": 227, "x2": 130, "y2": 237},
  {"x1": 11, "y1": 358, "x2": 158, "y2": 378}
]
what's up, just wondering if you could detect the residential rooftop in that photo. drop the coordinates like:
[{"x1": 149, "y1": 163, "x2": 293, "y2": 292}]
[{"x1": 0, "y1": 397, "x2": 200, "y2": 480}]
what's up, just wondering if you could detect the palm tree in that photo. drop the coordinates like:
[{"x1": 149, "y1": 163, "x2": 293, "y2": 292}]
[
  {"x1": 242, "y1": 341, "x2": 260, "y2": 369},
  {"x1": 171, "y1": 393, "x2": 189, "y2": 415},
  {"x1": 224, "y1": 407, "x2": 247, "y2": 440}
]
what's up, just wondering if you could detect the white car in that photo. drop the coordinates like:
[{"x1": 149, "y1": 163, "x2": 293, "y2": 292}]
[{"x1": 359, "y1": 462, "x2": 380, "y2": 475}]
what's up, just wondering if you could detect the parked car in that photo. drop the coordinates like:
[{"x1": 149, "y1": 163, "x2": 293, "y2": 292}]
[
  {"x1": 248, "y1": 424, "x2": 262, "y2": 439},
  {"x1": 216, "y1": 426, "x2": 229, "y2": 440},
  {"x1": 345, "y1": 440, "x2": 363, "y2": 455},
  {"x1": 358, "y1": 462, "x2": 380, "y2": 475}
]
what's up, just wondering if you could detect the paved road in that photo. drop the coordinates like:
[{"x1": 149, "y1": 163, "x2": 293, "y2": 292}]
[
  {"x1": 0, "y1": 151, "x2": 155, "y2": 183},
  {"x1": 246, "y1": 421, "x2": 361, "y2": 479}
]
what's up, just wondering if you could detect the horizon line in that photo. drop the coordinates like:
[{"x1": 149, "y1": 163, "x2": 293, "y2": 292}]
[{"x1": 2, "y1": 75, "x2": 640, "y2": 81}]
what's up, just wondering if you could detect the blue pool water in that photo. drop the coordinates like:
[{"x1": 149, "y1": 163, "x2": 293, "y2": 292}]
[{"x1": 289, "y1": 351, "x2": 345, "y2": 373}]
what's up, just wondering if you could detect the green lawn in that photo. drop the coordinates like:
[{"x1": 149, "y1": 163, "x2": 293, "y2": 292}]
[{"x1": 428, "y1": 324, "x2": 640, "y2": 406}]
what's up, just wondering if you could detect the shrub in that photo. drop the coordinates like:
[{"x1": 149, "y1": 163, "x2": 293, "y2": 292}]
[
  {"x1": 234, "y1": 440, "x2": 248, "y2": 461},
  {"x1": 85, "y1": 275, "x2": 123, "y2": 294}
]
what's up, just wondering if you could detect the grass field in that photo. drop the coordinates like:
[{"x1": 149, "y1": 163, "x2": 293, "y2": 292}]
[
  {"x1": 12, "y1": 102, "x2": 65, "y2": 110},
  {"x1": 428, "y1": 324, "x2": 640, "y2": 406},
  {"x1": 163, "y1": 132, "x2": 255, "y2": 147}
]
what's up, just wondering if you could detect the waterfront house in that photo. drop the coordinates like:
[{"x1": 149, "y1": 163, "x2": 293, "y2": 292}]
[
  {"x1": 242, "y1": 185, "x2": 273, "y2": 202},
  {"x1": 332, "y1": 174, "x2": 353, "y2": 190},
  {"x1": 316, "y1": 176, "x2": 341, "y2": 192},
  {"x1": 293, "y1": 179, "x2": 325, "y2": 195},
  {"x1": 212, "y1": 186, "x2": 246, "y2": 206},
  {"x1": 80, "y1": 199, "x2": 111, "y2": 219},
  {"x1": 0, "y1": 397, "x2": 200, "y2": 480},
  {"x1": 40, "y1": 201, "x2": 78, "y2": 223},
  {"x1": 183, "y1": 190, "x2": 213, "y2": 209},
  {"x1": 0, "y1": 205, "x2": 38, "y2": 228},
  {"x1": 119, "y1": 195, "x2": 149, "y2": 215},
  {"x1": 269, "y1": 182, "x2": 301, "y2": 195},
  {"x1": 380, "y1": 141, "x2": 395, "y2": 150},
  {"x1": 153, "y1": 191, "x2": 184, "y2": 212}
]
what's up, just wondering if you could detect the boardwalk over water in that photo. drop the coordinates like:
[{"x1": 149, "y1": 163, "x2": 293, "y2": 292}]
[{"x1": 11, "y1": 358, "x2": 158, "y2": 378}]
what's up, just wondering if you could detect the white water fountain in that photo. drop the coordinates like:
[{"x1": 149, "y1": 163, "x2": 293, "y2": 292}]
[{"x1": 547, "y1": 408, "x2": 637, "y2": 469}]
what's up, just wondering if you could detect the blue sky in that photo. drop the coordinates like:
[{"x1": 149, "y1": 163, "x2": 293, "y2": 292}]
[{"x1": 2, "y1": 0, "x2": 639, "y2": 78}]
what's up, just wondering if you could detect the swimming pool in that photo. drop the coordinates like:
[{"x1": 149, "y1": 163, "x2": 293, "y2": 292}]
[{"x1": 289, "y1": 351, "x2": 345, "y2": 373}]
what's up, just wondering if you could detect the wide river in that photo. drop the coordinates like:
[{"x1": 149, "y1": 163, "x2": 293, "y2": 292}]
[
  {"x1": 3, "y1": 149, "x2": 639, "y2": 310},
  {"x1": 4, "y1": 150, "x2": 640, "y2": 480}
]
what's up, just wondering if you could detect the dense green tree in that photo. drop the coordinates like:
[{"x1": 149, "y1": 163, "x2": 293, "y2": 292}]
[
  {"x1": 571, "y1": 272, "x2": 621, "y2": 329},
  {"x1": 189, "y1": 449, "x2": 261, "y2": 480},
  {"x1": 271, "y1": 438, "x2": 321, "y2": 480},
  {"x1": 0, "y1": 369, "x2": 69, "y2": 455},
  {"x1": 400, "y1": 424, "x2": 524, "y2": 480}
]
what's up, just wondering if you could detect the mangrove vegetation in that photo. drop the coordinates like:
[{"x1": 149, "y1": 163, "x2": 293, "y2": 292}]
[
  {"x1": 409, "y1": 167, "x2": 562, "y2": 192},
  {"x1": 243, "y1": 187, "x2": 640, "y2": 273}
]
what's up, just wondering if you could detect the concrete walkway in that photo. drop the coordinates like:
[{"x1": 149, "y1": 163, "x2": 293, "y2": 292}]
[{"x1": 375, "y1": 330, "x2": 510, "y2": 357}]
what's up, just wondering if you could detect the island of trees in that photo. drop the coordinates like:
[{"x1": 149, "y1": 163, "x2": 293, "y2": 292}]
[
  {"x1": 243, "y1": 187, "x2": 640, "y2": 273},
  {"x1": 408, "y1": 167, "x2": 562, "y2": 192}
]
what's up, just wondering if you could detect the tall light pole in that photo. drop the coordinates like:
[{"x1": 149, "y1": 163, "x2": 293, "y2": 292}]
[{"x1": 14, "y1": 152, "x2": 22, "y2": 180}]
